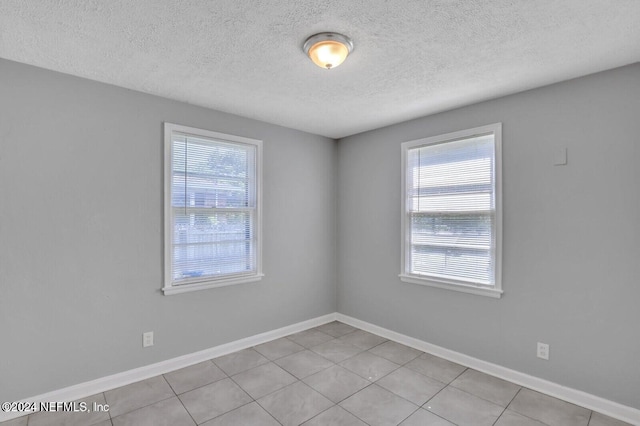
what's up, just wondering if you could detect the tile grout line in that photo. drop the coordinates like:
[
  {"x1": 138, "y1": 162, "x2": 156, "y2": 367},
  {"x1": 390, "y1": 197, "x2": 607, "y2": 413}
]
[
  {"x1": 490, "y1": 403, "x2": 507, "y2": 426},
  {"x1": 293, "y1": 404, "x2": 333, "y2": 426},
  {"x1": 490, "y1": 387, "x2": 524, "y2": 426},
  {"x1": 162, "y1": 365, "x2": 217, "y2": 425},
  {"x1": 199, "y1": 400, "x2": 257, "y2": 426},
  {"x1": 252, "y1": 398, "x2": 284, "y2": 426},
  {"x1": 217, "y1": 325, "x2": 460, "y2": 425},
  {"x1": 426, "y1": 378, "x2": 513, "y2": 424},
  {"x1": 396, "y1": 405, "x2": 422, "y2": 426},
  {"x1": 105, "y1": 375, "x2": 178, "y2": 423},
  {"x1": 447, "y1": 370, "x2": 523, "y2": 410},
  {"x1": 420, "y1": 367, "x2": 468, "y2": 419},
  {"x1": 226, "y1": 366, "x2": 275, "y2": 402},
  {"x1": 103, "y1": 391, "x2": 112, "y2": 422},
  {"x1": 201, "y1": 355, "x2": 272, "y2": 425},
  {"x1": 337, "y1": 382, "x2": 377, "y2": 422},
  {"x1": 174, "y1": 391, "x2": 198, "y2": 426},
  {"x1": 505, "y1": 386, "x2": 523, "y2": 410},
  {"x1": 338, "y1": 380, "x2": 426, "y2": 426},
  {"x1": 209, "y1": 351, "x2": 264, "y2": 423},
  {"x1": 311, "y1": 365, "x2": 371, "y2": 405},
  {"x1": 502, "y1": 387, "x2": 556, "y2": 426},
  {"x1": 222, "y1": 346, "x2": 339, "y2": 424},
  {"x1": 310, "y1": 339, "x2": 366, "y2": 364},
  {"x1": 167, "y1": 372, "x2": 229, "y2": 400}
]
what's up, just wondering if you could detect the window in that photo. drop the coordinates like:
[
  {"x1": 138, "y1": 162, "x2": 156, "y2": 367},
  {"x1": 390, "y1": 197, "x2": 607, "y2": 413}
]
[
  {"x1": 163, "y1": 123, "x2": 263, "y2": 295},
  {"x1": 400, "y1": 123, "x2": 502, "y2": 298}
]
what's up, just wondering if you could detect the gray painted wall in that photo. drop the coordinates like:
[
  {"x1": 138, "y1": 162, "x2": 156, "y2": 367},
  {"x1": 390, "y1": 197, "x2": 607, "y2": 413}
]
[
  {"x1": 337, "y1": 63, "x2": 640, "y2": 408},
  {"x1": 1, "y1": 57, "x2": 638, "y2": 410},
  {"x1": 0, "y1": 59, "x2": 337, "y2": 401}
]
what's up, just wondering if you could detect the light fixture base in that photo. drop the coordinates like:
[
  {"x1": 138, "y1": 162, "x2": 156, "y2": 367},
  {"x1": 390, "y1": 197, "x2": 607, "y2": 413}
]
[{"x1": 303, "y1": 32, "x2": 353, "y2": 69}]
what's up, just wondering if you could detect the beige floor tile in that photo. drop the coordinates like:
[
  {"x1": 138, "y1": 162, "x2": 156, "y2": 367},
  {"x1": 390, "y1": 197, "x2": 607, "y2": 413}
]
[
  {"x1": 315, "y1": 321, "x2": 357, "y2": 337},
  {"x1": 164, "y1": 361, "x2": 226, "y2": 394},
  {"x1": 213, "y1": 348, "x2": 269, "y2": 376},
  {"x1": 104, "y1": 376, "x2": 174, "y2": 417},
  {"x1": 258, "y1": 381, "x2": 333, "y2": 426},
  {"x1": 369, "y1": 341, "x2": 422, "y2": 365},
  {"x1": 494, "y1": 410, "x2": 547, "y2": 426},
  {"x1": 275, "y1": 350, "x2": 334, "y2": 379},
  {"x1": 1, "y1": 416, "x2": 28, "y2": 426},
  {"x1": 179, "y1": 378, "x2": 252, "y2": 424},
  {"x1": 303, "y1": 406, "x2": 367, "y2": 425},
  {"x1": 589, "y1": 412, "x2": 633, "y2": 426},
  {"x1": 310, "y1": 339, "x2": 363, "y2": 363},
  {"x1": 287, "y1": 329, "x2": 334, "y2": 348},
  {"x1": 508, "y1": 389, "x2": 590, "y2": 426},
  {"x1": 450, "y1": 369, "x2": 521, "y2": 407},
  {"x1": 340, "y1": 351, "x2": 399, "y2": 381},
  {"x1": 200, "y1": 402, "x2": 280, "y2": 426},
  {"x1": 303, "y1": 365, "x2": 370, "y2": 403},
  {"x1": 425, "y1": 386, "x2": 504, "y2": 426},
  {"x1": 377, "y1": 367, "x2": 445, "y2": 405},
  {"x1": 231, "y1": 362, "x2": 297, "y2": 399},
  {"x1": 340, "y1": 384, "x2": 418, "y2": 426},
  {"x1": 338, "y1": 330, "x2": 387, "y2": 350},
  {"x1": 405, "y1": 353, "x2": 466, "y2": 384},
  {"x1": 400, "y1": 408, "x2": 455, "y2": 426},
  {"x1": 254, "y1": 338, "x2": 304, "y2": 360},
  {"x1": 111, "y1": 397, "x2": 194, "y2": 426}
]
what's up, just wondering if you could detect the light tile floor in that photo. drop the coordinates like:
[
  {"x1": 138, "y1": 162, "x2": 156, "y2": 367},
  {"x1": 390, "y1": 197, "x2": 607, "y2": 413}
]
[{"x1": 1, "y1": 322, "x2": 632, "y2": 426}]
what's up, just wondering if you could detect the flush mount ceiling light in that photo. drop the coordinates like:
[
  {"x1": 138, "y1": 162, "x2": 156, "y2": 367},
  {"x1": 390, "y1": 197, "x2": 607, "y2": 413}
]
[{"x1": 303, "y1": 32, "x2": 353, "y2": 70}]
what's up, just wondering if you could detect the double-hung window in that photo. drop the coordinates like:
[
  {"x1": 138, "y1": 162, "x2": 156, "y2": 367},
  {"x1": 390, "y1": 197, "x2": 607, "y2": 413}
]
[
  {"x1": 400, "y1": 123, "x2": 502, "y2": 298},
  {"x1": 163, "y1": 123, "x2": 263, "y2": 295}
]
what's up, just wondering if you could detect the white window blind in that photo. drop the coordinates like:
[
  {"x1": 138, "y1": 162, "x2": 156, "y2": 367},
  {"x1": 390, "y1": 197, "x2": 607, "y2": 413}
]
[
  {"x1": 401, "y1": 123, "x2": 502, "y2": 297},
  {"x1": 164, "y1": 123, "x2": 262, "y2": 295}
]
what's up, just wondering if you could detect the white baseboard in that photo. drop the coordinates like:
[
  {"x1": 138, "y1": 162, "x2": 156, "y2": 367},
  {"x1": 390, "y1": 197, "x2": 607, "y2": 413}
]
[
  {"x1": 3, "y1": 312, "x2": 638, "y2": 425},
  {"x1": 0, "y1": 313, "x2": 337, "y2": 422},
  {"x1": 335, "y1": 313, "x2": 640, "y2": 426}
]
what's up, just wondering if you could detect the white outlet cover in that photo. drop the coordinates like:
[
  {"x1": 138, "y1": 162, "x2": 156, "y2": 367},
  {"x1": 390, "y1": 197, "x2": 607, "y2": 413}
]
[
  {"x1": 537, "y1": 342, "x2": 549, "y2": 360},
  {"x1": 143, "y1": 331, "x2": 154, "y2": 348}
]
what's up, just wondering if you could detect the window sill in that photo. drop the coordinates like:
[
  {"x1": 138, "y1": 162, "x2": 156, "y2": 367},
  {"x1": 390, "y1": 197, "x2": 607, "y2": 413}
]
[
  {"x1": 399, "y1": 274, "x2": 502, "y2": 299},
  {"x1": 163, "y1": 273, "x2": 265, "y2": 295}
]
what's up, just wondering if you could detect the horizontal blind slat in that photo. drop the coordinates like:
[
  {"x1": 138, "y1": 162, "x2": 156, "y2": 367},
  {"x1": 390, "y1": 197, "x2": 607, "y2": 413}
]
[
  {"x1": 407, "y1": 133, "x2": 496, "y2": 285},
  {"x1": 171, "y1": 133, "x2": 257, "y2": 284}
]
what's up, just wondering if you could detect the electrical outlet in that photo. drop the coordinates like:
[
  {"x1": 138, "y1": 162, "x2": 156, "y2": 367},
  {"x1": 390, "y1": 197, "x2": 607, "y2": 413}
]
[
  {"x1": 143, "y1": 331, "x2": 154, "y2": 348},
  {"x1": 537, "y1": 342, "x2": 549, "y2": 360}
]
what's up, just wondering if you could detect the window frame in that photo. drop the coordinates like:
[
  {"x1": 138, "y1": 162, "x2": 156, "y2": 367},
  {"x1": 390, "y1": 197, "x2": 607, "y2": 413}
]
[
  {"x1": 163, "y1": 122, "x2": 263, "y2": 295},
  {"x1": 399, "y1": 123, "x2": 503, "y2": 298}
]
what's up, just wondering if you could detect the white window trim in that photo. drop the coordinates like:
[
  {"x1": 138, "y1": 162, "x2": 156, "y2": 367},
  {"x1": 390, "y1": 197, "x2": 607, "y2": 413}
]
[
  {"x1": 399, "y1": 123, "x2": 503, "y2": 299},
  {"x1": 163, "y1": 123, "x2": 263, "y2": 296}
]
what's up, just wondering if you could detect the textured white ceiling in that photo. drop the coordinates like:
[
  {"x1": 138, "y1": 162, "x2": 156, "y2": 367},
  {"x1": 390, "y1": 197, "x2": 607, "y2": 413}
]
[{"x1": 1, "y1": 1, "x2": 639, "y2": 138}]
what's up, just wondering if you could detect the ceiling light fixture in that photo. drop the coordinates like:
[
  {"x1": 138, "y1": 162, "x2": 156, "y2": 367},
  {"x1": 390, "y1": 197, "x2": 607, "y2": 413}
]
[{"x1": 303, "y1": 32, "x2": 353, "y2": 70}]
